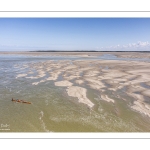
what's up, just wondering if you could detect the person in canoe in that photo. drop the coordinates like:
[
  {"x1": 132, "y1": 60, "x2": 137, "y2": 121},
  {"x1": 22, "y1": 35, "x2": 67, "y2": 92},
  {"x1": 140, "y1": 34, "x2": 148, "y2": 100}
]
[{"x1": 11, "y1": 98, "x2": 31, "y2": 104}]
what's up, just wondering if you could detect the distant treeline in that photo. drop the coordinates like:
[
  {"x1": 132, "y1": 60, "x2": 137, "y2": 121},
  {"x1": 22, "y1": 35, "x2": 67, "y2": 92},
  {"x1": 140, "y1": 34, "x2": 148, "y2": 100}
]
[{"x1": 30, "y1": 50, "x2": 150, "y2": 53}]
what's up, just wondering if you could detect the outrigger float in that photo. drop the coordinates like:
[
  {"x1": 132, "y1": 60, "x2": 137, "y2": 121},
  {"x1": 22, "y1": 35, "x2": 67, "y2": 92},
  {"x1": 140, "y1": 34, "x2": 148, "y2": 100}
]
[{"x1": 12, "y1": 98, "x2": 31, "y2": 104}]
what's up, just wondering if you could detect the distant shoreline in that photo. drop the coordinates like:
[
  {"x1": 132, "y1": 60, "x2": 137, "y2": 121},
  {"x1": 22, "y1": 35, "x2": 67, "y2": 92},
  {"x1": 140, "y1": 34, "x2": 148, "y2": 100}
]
[
  {"x1": 1, "y1": 51, "x2": 150, "y2": 59},
  {"x1": 0, "y1": 50, "x2": 150, "y2": 53},
  {"x1": 30, "y1": 50, "x2": 150, "y2": 53}
]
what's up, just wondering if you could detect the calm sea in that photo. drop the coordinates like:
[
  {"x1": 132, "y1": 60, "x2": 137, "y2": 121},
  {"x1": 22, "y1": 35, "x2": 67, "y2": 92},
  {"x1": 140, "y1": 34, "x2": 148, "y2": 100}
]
[{"x1": 0, "y1": 53, "x2": 150, "y2": 132}]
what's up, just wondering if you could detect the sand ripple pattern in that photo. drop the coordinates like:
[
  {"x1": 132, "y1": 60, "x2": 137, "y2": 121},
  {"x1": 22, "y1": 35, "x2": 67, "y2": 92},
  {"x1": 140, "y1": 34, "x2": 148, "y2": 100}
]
[{"x1": 15, "y1": 59, "x2": 150, "y2": 117}]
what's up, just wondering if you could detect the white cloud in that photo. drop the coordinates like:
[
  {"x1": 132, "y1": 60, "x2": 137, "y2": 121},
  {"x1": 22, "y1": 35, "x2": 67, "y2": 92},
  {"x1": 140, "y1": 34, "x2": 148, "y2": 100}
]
[
  {"x1": 100, "y1": 41, "x2": 150, "y2": 51},
  {"x1": 136, "y1": 41, "x2": 150, "y2": 47},
  {"x1": 125, "y1": 41, "x2": 150, "y2": 50}
]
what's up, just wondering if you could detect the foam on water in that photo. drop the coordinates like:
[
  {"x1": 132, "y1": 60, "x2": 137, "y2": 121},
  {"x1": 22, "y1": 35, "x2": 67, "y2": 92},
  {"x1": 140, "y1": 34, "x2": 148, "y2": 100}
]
[{"x1": 39, "y1": 111, "x2": 49, "y2": 132}]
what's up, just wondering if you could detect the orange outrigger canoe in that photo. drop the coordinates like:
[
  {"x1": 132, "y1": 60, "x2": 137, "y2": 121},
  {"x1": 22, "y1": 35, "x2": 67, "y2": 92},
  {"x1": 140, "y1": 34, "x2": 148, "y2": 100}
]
[{"x1": 12, "y1": 98, "x2": 31, "y2": 104}]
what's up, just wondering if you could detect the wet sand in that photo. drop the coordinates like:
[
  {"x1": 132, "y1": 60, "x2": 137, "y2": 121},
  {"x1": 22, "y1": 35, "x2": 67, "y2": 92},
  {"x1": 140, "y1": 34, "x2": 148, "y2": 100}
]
[{"x1": 12, "y1": 51, "x2": 150, "y2": 118}]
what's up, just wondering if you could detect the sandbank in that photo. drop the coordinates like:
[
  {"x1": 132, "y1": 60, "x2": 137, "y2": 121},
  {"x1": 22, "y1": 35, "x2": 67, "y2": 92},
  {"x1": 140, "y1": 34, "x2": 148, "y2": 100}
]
[
  {"x1": 55, "y1": 80, "x2": 73, "y2": 87},
  {"x1": 13, "y1": 53, "x2": 150, "y2": 117},
  {"x1": 101, "y1": 94, "x2": 115, "y2": 103},
  {"x1": 66, "y1": 86, "x2": 94, "y2": 108}
]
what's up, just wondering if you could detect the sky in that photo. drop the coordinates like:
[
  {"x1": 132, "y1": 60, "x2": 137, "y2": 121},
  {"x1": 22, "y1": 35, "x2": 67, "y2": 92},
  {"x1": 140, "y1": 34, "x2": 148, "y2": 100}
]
[{"x1": 0, "y1": 18, "x2": 150, "y2": 51}]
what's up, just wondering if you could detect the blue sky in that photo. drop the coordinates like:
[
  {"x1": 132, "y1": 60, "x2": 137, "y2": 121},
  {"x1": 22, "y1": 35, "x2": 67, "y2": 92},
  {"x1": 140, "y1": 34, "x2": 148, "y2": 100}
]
[{"x1": 0, "y1": 18, "x2": 150, "y2": 51}]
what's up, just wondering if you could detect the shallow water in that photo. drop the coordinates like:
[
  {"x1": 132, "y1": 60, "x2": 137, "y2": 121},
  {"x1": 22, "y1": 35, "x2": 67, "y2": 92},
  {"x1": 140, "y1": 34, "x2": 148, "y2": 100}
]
[
  {"x1": 97, "y1": 54, "x2": 150, "y2": 62},
  {"x1": 0, "y1": 53, "x2": 150, "y2": 132}
]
